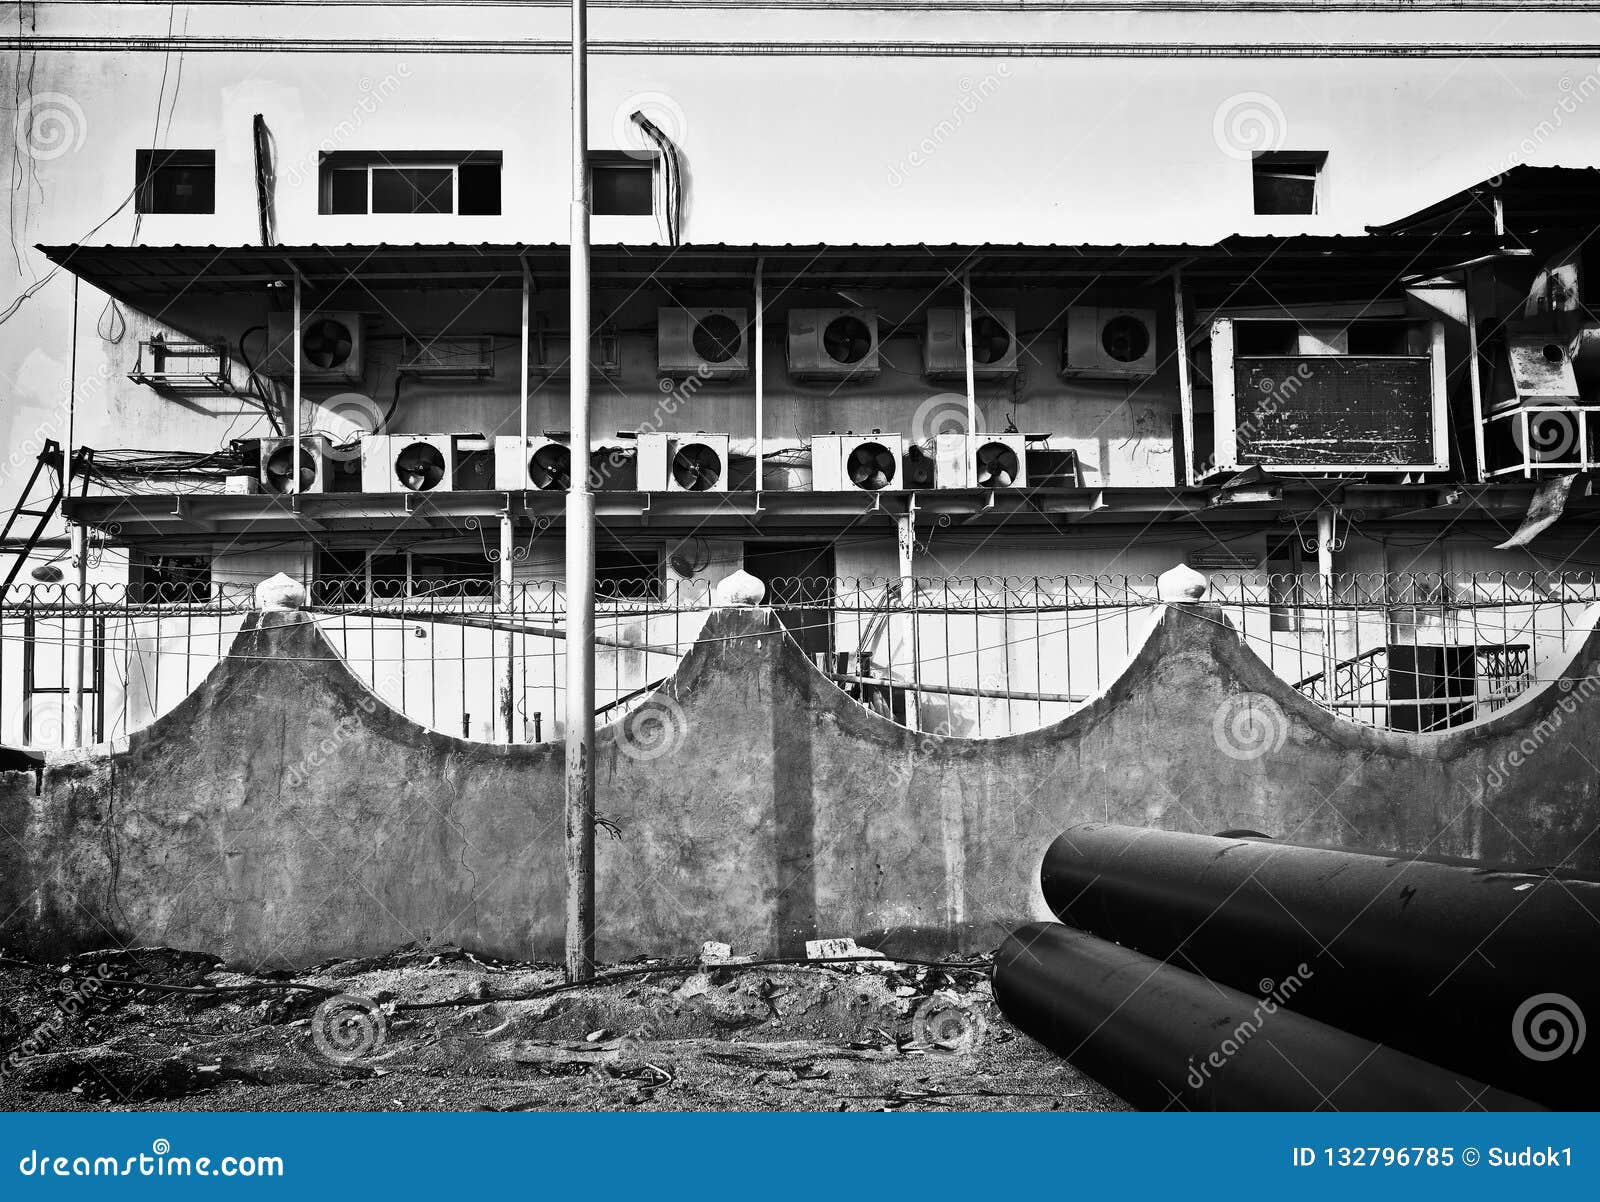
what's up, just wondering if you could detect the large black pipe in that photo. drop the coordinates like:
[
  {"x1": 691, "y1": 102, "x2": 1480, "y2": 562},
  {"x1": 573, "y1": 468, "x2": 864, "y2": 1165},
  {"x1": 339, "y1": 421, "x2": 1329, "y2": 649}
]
[
  {"x1": 1041, "y1": 823, "x2": 1598, "y2": 1109},
  {"x1": 993, "y1": 922, "x2": 1542, "y2": 1112}
]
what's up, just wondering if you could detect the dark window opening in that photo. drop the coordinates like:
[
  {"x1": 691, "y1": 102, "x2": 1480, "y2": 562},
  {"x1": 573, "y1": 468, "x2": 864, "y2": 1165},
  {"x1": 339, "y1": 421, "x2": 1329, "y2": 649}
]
[
  {"x1": 1234, "y1": 321, "x2": 1299, "y2": 356},
  {"x1": 1264, "y1": 539, "x2": 1306, "y2": 633},
  {"x1": 312, "y1": 550, "x2": 367, "y2": 605},
  {"x1": 130, "y1": 553, "x2": 212, "y2": 602},
  {"x1": 328, "y1": 166, "x2": 368, "y2": 215},
  {"x1": 372, "y1": 166, "x2": 452, "y2": 214},
  {"x1": 410, "y1": 552, "x2": 493, "y2": 597},
  {"x1": 135, "y1": 150, "x2": 215, "y2": 214},
  {"x1": 1252, "y1": 151, "x2": 1325, "y2": 216},
  {"x1": 597, "y1": 545, "x2": 661, "y2": 600},
  {"x1": 457, "y1": 162, "x2": 502, "y2": 215},
  {"x1": 312, "y1": 549, "x2": 493, "y2": 600},
  {"x1": 318, "y1": 152, "x2": 501, "y2": 215},
  {"x1": 1387, "y1": 645, "x2": 1476, "y2": 733},
  {"x1": 1346, "y1": 321, "x2": 1412, "y2": 356},
  {"x1": 590, "y1": 154, "x2": 655, "y2": 217}
]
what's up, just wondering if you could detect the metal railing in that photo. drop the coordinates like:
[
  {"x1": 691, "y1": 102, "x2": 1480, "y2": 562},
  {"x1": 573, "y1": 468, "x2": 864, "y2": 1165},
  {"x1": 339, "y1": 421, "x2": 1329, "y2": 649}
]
[{"x1": 2, "y1": 572, "x2": 1596, "y2": 750}]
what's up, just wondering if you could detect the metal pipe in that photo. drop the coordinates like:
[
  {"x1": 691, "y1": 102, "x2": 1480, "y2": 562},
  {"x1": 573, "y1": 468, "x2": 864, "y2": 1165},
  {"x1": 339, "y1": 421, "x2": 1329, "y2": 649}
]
[
  {"x1": 564, "y1": 0, "x2": 597, "y2": 983},
  {"x1": 962, "y1": 269, "x2": 976, "y2": 454},
  {"x1": 993, "y1": 922, "x2": 1542, "y2": 1112},
  {"x1": 1041, "y1": 823, "x2": 1600, "y2": 1109},
  {"x1": 754, "y1": 256, "x2": 764, "y2": 494},
  {"x1": 291, "y1": 272, "x2": 302, "y2": 495},
  {"x1": 67, "y1": 275, "x2": 85, "y2": 746}
]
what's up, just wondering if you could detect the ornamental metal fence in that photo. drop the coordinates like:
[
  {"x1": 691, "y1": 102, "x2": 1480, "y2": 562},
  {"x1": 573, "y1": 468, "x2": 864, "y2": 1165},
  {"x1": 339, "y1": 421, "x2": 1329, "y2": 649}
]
[{"x1": 2, "y1": 572, "x2": 1596, "y2": 752}]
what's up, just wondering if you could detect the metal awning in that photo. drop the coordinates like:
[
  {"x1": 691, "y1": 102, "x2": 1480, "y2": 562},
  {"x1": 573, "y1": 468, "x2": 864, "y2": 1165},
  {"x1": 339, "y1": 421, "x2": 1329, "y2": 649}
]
[{"x1": 36, "y1": 236, "x2": 1505, "y2": 308}]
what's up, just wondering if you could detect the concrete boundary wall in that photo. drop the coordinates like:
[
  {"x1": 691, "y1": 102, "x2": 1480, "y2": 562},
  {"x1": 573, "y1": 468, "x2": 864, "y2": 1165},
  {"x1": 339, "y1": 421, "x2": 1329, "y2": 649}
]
[{"x1": 2, "y1": 602, "x2": 1597, "y2": 967}]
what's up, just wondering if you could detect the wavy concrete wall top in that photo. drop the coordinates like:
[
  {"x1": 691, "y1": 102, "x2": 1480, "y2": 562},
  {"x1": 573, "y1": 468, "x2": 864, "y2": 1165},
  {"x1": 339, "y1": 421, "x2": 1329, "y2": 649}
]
[{"x1": 2, "y1": 601, "x2": 1597, "y2": 967}]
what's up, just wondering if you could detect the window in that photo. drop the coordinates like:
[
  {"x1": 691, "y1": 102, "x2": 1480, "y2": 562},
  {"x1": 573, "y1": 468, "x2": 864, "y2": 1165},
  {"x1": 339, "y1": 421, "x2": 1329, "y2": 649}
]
[
  {"x1": 597, "y1": 545, "x2": 662, "y2": 600},
  {"x1": 589, "y1": 152, "x2": 656, "y2": 217},
  {"x1": 135, "y1": 150, "x2": 215, "y2": 214},
  {"x1": 319, "y1": 152, "x2": 502, "y2": 216},
  {"x1": 313, "y1": 549, "x2": 493, "y2": 601},
  {"x1": 1252, "y1": 151, "x2": 1326, "y2": 216},
  {"x1": 130, "y1": 553, "x2": 212, "y2": 602}
]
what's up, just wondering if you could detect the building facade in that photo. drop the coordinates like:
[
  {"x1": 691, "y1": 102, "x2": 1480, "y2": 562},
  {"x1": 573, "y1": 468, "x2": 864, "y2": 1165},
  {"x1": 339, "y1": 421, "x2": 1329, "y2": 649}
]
[{"x1": 5, "y1": 1, "x2": 1600, "y2": 748}]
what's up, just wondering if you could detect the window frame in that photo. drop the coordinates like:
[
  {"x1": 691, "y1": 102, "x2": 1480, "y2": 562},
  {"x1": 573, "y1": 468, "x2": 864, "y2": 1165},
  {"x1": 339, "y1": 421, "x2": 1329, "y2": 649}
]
[
  {"x1": 134, "y1": 149, "x2": 217, "y2": 215},
  {"x1": 1251, "y1": 150, "x2": 1327, "y2": 217},
  {"x1": 318, "y1": 151, "x2": 503, "y2": 216},
  {"x1": 587, "y1": 150, "x2": 659, "y2": 219}
]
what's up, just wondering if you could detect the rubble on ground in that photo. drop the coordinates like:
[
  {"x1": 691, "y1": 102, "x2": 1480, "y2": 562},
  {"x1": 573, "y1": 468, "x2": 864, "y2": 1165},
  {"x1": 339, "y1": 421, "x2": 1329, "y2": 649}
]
[{"x1": 0, "y1": 941, "x2": 1126, "y2": 1112}]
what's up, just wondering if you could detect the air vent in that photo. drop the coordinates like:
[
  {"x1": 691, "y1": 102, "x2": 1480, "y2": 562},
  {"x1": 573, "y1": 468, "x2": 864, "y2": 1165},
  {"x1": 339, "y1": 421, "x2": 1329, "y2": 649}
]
[
  {"x1": 658, "y1": 308, "x2": 749, "y2": 380},
  {"x1": 636, "y1": 432, "x2": 731, "y2": 492},
  {"x1": 257, "y1": 434, "x2": 334, "y2": 495},
  {"x1": 1062, "y1": 307, "x2": 1158, "y2": 379},
  {"x1": 362, "y1": 433, "x2": 491, "y2": 494},
  {"x1": 265, "y1": 311, "x2": 365, "y2": 382},
  {"x1": 924, "y1": 308, "x2": 1019, "y2": 379},
  {"x1": 810, "y1": 434, "x2": 905, "y2": 491},
  {"x1": 787, "y1": 308, "x2": 880, "y2": 382}
]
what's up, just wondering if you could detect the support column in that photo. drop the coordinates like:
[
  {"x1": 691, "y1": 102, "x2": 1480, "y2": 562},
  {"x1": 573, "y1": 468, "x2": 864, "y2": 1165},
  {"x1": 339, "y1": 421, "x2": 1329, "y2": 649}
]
[
  {"x1": 498, "y1": 509, "x2": 516, "y2": 742},
  {"x1": 897, "y1": 511, "x2": 920, "y2": 732}
]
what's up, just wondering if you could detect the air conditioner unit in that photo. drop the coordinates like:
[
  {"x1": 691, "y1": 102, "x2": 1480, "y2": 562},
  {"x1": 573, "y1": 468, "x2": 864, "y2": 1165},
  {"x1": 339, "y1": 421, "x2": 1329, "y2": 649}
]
[
  {"x1": 658, "y1": 308, "x2": 749, "y2": 381},
  {"x1": 811, "y1": 434, "x2": 904, "y2": 491},
  {"x1": 257, "y1": 434, "x2": 336, "y2": 496},
  {"x1": 529, "y1": 326, "x2": 622, "y2": 379},
  {"x1": 932, "y1": 433, "x2": 1028, "y2": 489},
  {"x1": 1061, "y1": 306, "x2": 1158, "y2": 379},
  {"x1": 637, "y1": 433, "x2": 731, "y2": 493},
  {"x1": 787, "y1": 308, "x2": 880, "y2": 382},
  {"x1": 496, "y1": 435, "x2": 567, "y2": 491},
  {"x1": 493, "y1": 436, "x2": 634, "y2": 492},
  {"x1": 924, "y1": 308, "x2": 1019, "y2": 379},
  {"x1": 1209, "y1": 317, "x2": 1449, "y2": 475},
  {"x1": 362, "y1": 433, "x2": 493, "y2": 494},
  {"x1": 265, "y1": 311, "x2": 365, "y2": 382}
]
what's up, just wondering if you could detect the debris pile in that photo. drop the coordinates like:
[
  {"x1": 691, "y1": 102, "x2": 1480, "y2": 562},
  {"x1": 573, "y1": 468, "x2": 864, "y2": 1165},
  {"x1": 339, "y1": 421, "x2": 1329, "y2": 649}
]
[{"x1": 0, "y1": 941, "x2": 1124, "y2": 1112}]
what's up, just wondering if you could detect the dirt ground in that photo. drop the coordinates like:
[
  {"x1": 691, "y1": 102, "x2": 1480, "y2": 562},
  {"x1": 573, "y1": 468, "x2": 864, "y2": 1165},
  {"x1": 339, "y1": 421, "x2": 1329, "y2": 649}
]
[{"x1": 0, "y1": 944, "x2": 1127, "y2": 1112}]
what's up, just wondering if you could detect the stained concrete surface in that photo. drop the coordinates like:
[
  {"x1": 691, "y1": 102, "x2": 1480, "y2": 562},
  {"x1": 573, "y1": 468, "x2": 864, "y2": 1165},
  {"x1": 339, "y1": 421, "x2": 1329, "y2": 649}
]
[{"x1": 2, "y1": 603, "x2": 1597, "y2": 966}]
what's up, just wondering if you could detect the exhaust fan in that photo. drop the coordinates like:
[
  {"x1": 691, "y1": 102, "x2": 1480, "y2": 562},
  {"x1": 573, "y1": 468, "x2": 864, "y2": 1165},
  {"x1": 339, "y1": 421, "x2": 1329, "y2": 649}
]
[
  {"x1": 924, "y1": 308, "x2": 1019, "y2": 379},
  {"x1": 658, "y1": 308, "x2": 749, "y2": 380},
  {"x1": 932, "y1": 433, "x2": 1028, "y2": 489},
  {"x1": 1062, "y1": 307, "x2": 1158, "y2": 379},
  {"x1": 811, "y1": 434, "x2": 905, "y2": 491},
  {"x1": 257, "y1": 434, "x2": 335, "y2": 495},
  {"x1": 637, "y1": 432, "x2": 731, "y2": 492},
  {"x1": 494, "y1": 436, "x2": 631, "y2": 492},
  {"x1": 265, "y1": 311, "x2": 365, "y2": 382},
  {"x1": 363, "y1": 433, "x2": 491, "y2": 493},
  {"x1": 787, "y1": 308, "x2": 880, "y2": 382}
]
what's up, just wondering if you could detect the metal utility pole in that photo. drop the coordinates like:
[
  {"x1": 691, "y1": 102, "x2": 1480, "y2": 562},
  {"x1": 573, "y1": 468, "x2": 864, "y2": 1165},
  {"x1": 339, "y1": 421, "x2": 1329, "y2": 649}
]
[{"x1": 564, "y1": 0, "x2": 598, "y2": 982}]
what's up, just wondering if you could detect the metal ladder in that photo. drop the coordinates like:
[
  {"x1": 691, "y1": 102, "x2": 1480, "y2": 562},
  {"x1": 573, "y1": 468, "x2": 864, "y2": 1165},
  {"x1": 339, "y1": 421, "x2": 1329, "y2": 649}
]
[{"x1": 0, "y1": 440, "x2": 95, "y2": 592}]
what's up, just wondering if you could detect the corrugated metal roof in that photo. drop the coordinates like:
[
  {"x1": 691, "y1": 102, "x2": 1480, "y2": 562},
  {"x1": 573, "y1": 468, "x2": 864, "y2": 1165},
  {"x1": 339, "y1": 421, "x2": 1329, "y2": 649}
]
[{"x1": 36, "y1": 235, "x2": 1502, "y2": 306}]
